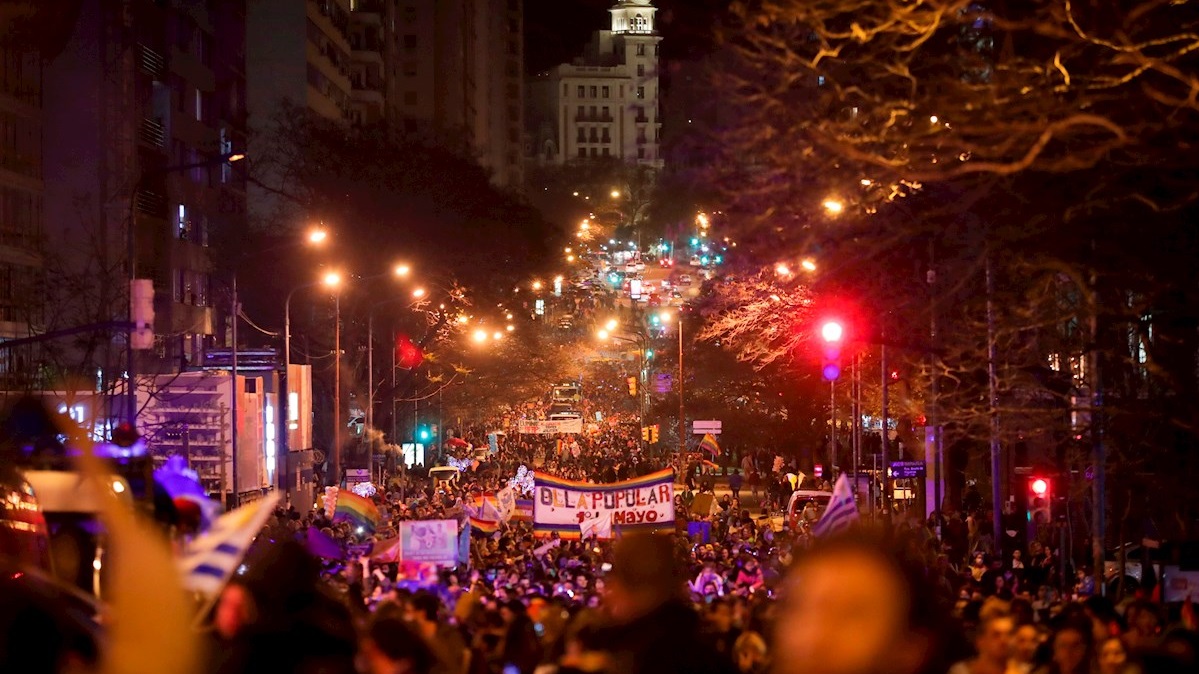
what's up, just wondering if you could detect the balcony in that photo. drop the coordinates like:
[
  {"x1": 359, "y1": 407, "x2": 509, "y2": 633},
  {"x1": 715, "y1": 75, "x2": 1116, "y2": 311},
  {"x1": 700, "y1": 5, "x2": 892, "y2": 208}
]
[
  {"x1": 574, "y1": 112, "x2": 615, "y2": 123},
  {"x1": 138, "y1": 43, "x2": 166, "y2": 80},
  {"x1": 139, "y1": 117, "x2": 167, "y2": 148}
]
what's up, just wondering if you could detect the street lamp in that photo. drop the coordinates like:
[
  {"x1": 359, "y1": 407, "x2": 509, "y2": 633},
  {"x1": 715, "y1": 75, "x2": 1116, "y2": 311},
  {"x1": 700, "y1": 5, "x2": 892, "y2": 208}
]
[
  {"x1": 596, "y1": 324, "x2": 651, "y2": 451},
  {"x1": 801, "y1": 258, "x2": 818, "y2": 272},
  {"x1": 658, "y1": 311, "x2": 685, "y2": 473},
  {"x1": 412, "y1": 287, "x2": 427, "y2": 299},
  {"x1": 394, "y1": 263, "x2": 411, "y2": 277},
  {"x1": 283, "y1": 271, "x2": 342, "y2": 483},
  {"x1": 822, "y1": 198, "x2": 845, "y2": 215},
  {"x1": 307, "y1": 228, "x2": 329, "y2": 245},
  {"x1": 126, "y1": 151, "x2": 246, "y2": 425},
  {"x1": 472, "y1": 329, "x2": 488, "y2": 343}
]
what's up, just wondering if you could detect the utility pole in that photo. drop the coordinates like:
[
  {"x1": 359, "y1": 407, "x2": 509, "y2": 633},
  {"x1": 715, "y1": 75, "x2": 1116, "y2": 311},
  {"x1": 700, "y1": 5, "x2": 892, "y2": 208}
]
[
  {"x1": 677, "y1": 314, "x2": 685, "y2": 478},
  {"x1": 852, "y1": 354, "x2": 860, "y2": 494},
  {"x1": 880, "y1": 342, "x2": 890, "y2": 520},
  {"x1": 985, "y1": 254, "x2": 1003, "y2": 561},
  {"x1": 332, "y1": 293, "x2": 341, "y2": 488},
  {"x1": 929, "y1": 239, "x2": 943, "y2": 525},
  {"x1": 230, "y1": 275, "x2": 239, "y2": 509},
  {"x1": 1090, "y1": 245, "x2": 1106, "y2": 596}
]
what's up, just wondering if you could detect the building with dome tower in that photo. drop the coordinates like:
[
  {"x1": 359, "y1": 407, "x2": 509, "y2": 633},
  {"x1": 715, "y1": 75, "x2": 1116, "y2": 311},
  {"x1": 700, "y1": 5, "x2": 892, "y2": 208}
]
[{"x1": 527, "y1": 0, "x2": 663, "y2": 167}]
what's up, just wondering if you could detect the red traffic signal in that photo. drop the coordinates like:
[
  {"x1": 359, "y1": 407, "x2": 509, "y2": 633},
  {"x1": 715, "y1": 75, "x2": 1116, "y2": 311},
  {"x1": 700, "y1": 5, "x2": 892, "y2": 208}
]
[
  {"x1": 819, "y1": 319, "x2": 844, "y2": 381},
  {"x1": 1028, "y1": 477, "x2": 1052, "y2": 526},
  {"x1": 820, "y1": 321, "x2": 844, "y2": 343}
]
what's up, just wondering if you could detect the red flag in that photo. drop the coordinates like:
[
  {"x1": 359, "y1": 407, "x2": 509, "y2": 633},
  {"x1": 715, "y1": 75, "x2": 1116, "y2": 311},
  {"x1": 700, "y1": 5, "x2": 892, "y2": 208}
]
[{"x1": 396, "y1": 333, "x2": 424, "y2": 369}]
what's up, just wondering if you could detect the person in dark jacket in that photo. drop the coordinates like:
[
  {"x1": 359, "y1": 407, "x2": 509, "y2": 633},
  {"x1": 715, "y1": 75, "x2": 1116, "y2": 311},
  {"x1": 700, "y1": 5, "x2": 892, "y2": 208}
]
[{"x1": 593, "y1": 533, "x2": 735, "y2": 674}]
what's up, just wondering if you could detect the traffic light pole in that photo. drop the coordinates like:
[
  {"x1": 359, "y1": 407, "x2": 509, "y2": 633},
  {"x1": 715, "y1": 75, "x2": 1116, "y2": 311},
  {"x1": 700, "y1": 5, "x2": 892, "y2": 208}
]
[{"x1": 829, "y1": 380, "x2": 836, "y2": 478}]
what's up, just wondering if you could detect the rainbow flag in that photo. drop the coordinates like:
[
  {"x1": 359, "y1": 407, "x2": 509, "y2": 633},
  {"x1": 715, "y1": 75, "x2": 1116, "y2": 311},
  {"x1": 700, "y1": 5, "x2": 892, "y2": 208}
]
[
  {"x1": 469, "y1": 516, "x2": 500, "y2": 534},
  {"x1": 699, "y1": 433, "x2": 721, "y2": 457},
  {"x1": 334, "y1": 491, "x2": 380, "y2": 531}
]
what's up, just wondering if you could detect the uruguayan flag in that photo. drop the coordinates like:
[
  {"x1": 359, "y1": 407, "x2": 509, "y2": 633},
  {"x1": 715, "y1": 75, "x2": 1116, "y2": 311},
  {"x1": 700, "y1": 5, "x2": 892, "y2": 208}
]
[
  {"x1": 811, "y1": 475, "x2": 859, "y2": 537},
  {"x1": 179, "y1": 492, "x2": 280, "y2": 595}
]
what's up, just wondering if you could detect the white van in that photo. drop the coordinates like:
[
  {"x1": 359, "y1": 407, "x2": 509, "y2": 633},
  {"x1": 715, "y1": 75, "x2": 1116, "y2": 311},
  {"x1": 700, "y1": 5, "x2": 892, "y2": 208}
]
[{"x1": 786, "y1": 490, "x2": 833, "y2": 529}]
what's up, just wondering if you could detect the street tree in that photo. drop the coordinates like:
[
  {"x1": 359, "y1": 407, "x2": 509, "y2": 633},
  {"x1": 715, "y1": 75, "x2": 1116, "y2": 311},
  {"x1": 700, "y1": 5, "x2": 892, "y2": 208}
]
[{"x1": 696, "y1": 0, "x2": 1199, "y2": 541}]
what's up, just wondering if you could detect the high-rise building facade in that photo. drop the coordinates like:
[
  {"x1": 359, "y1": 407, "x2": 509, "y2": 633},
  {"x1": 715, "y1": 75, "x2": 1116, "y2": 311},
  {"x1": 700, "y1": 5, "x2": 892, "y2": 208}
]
[
  {"x1": 42, "y1": 0, "x2": 248, "y2": 376},
  {"x1": 0, "y1": 32, "x2": 45, "y2": 387},
  {"x1": 527, "y1": 0, "x2": 662, "y2": 167},
  {"x1": 345, "y1": 0, "x2": 525, "y2": 188},
  {"x1": 247, "y1": 0, "x2": 352, "y2": 125}
]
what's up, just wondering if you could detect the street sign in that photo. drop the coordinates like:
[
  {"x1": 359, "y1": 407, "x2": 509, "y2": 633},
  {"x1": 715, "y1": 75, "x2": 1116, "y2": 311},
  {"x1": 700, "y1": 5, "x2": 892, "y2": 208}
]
[
  {"x1": 346, "y1": 468, "x2": 370, "y2": 479},
  {"x1": 888, "y1": 461, "x2": 925, "y2": 479},
  {"x1": 692, "y1": 420, "x2": 722, "y2": 435}
]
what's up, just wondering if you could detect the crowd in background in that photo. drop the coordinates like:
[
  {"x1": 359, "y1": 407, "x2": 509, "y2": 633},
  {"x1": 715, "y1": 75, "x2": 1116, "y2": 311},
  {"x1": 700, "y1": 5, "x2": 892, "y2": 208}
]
[{"x1": 202, "y1": 419, "x2": 1199, "y2": 674}]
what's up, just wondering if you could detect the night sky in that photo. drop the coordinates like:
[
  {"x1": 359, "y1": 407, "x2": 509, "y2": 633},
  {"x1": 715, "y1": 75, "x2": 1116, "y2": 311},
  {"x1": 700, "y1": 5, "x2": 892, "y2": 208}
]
[{"x1": 524, "y1": 0, "x2": 729, "y2": 74}]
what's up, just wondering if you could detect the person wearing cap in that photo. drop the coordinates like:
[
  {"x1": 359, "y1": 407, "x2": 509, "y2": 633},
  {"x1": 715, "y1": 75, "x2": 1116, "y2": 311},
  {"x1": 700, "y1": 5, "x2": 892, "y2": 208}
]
[{"x1": 595, "y1": 533, "x2": 735, "y2": 674}]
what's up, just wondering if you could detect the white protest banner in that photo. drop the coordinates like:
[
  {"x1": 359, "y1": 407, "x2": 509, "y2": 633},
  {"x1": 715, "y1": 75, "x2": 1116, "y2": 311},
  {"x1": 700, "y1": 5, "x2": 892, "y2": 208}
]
[
  {"x1": 517, "y1": 418, "x2": 583, "y2": 434},
  {"x1": 399, "y1": 519, "x2": 459, "y2": 566},
  {"x1": 495, "y1": 487, "x2": 516, "y2": 522},
  {"x1": 533, "y1": 468, "x2": 675, "y2": 539}
]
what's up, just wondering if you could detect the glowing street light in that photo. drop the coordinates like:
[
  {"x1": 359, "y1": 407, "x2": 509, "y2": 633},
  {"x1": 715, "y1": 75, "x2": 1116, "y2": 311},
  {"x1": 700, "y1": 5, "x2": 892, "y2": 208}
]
[
  {"x1": 822, "y1": 198, "x2": 845, "y2": 215},
  {"x1": 605, "y1": 318, "x2": 618, "y2": 331},
  {"x1": 322, "y1": 271, "x2": 342, "y2": 288},
  {"x1": 472, "y1": 329, "x2": 488, "y2": 343},
  {"x1": 775, "y1": 263, "x2": 791, "y2": 277},
  {"x1": 492, "y1": 331, "x2": 504, "y2": 341},
  {"x1": 506, "y1": 324, "x2": 515, "y2": 332},
  {"x1": 457, "y1": 315, "x2": 469, "y2": 324},
  {"x1": 412, "y1": 287, "x2": 427, "y2": 298},
  {"x1": 929, "y1": 115, "x2": 939, "y2": 124},
  {"x1": 596, "y1": 329, "x2": 610, "y2": 340},
  {"x1": 308, "y1": 228, "x2": 329, "y2": 245},
  {"x1": 801, "y1": 258, "x2": 817, "y2": 272},
  {"x1": 393, "y1": 263, "x2": 411, "y2": 277},
  {"x1": 610, "y1": 190, "x2": 621, "y2": 198},
  {"x1": 532, "y1": 281, "x2": 542, "y2": 291}
]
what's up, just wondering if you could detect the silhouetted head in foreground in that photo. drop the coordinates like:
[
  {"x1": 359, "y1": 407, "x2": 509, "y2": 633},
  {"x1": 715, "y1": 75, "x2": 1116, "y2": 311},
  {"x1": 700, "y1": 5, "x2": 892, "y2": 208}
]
[
  {"x1": 604, "y1": 532, "x2": 686, "y2": 622},
  {"x1": 773, "y1": 532, "x2": 963, "y2": 674}
]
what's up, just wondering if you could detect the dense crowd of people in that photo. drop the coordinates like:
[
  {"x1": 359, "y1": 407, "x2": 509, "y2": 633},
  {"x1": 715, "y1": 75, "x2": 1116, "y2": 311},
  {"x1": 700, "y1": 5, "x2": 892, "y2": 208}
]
[
  {"x1": 195, "y1": 420, "x2": 1198, "y2": 674},
  {"x1": 5, "y1": 412, "x2": 1197, "y2": 674}
]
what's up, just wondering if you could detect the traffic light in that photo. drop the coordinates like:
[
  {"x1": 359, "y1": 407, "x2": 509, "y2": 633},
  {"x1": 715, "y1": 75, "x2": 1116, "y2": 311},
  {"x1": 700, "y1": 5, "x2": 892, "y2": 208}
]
[
  {"x1": 418, "y1": 425, "x2": 431, "y2": 441},
  {"x1": 1028, "y1": 477, "x2": 1052, "y2": 525},
  {"x1": 112, "y1": 422, "x2": 140, "y2": 448},
  {"x1": 641, "y1": 425, "x2": 659, "y2": 443},
  {"x1": 627, "y1": 376, "x2": 637, "y2": 396},
  {"x1": 819, "y1": 319, "x2": 844, "y2": 381},
  {"x1": 130, "y1": 279, "x2": 154, "y2": 350}
]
